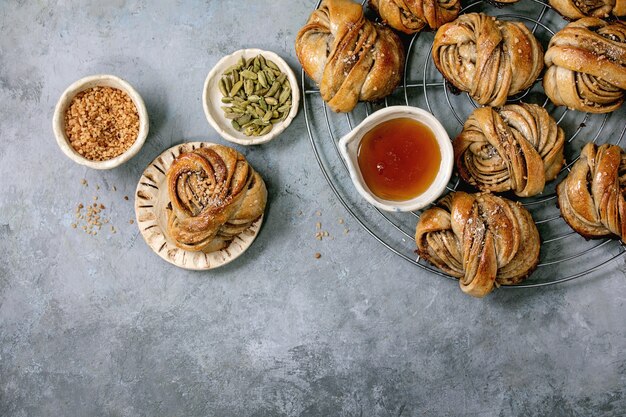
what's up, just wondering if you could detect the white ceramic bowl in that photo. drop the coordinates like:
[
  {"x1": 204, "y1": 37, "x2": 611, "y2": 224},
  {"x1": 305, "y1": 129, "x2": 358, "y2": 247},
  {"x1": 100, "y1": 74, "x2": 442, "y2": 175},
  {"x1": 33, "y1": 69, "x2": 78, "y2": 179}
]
[
  {"x1": 203, "y1": 48, "x2": 299, "y2": 146},
  {"x1": 338, "y1": 106, "x2": 453, "y2": 212},
  {"x1": 52, "y1": 74, "x2": 149, "y2": 170}
]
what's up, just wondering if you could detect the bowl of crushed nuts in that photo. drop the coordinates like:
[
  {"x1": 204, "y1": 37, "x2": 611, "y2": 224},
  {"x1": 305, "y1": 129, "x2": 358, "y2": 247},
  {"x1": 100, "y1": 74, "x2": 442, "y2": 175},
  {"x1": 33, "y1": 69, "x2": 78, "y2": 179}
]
[
  {"x1": 53, "y1": 74, "x2": 149, "y2": 169},
  {"x1": 203, "y1": 49, "x2": 299, "y2": 146}
]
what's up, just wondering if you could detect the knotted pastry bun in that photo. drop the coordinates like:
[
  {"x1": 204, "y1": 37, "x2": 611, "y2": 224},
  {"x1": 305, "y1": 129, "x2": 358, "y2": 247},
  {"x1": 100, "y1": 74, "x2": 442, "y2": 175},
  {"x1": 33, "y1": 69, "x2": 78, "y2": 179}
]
[
  {"x1": 166, "y1": 145, "x2": 267, "y2": 253},
  {"x1": 557, "y1": 143, "x2": 626, "y2": 242},
  {"x1": 295, "y1": 0, "x2": 405, "y2": 112},
  {"x1": 415, "y1": 191, "x2": 540, "y2": 297},
  {"x1": 369, "y1": 0, "x2": 461, "y2": 34},
  {"x1": 432, "y1": 13, "x2": 544, "y2": 107},
  {"x1": 454, "y1": 103, "x2": 565, "y2": 197},
  {"x1": 543, "y1": 18, "x2": 626, "y2": 113},
  {"x1": 549, "y1": 0, "x2": 626, "y2": 19}
]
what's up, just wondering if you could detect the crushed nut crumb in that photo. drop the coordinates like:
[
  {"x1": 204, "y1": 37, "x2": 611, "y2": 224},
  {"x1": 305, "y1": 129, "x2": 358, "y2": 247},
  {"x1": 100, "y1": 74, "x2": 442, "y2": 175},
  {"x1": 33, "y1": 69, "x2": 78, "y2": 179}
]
[
  {"x1": 65, "y1": 86, "x2": 139, "y2": 161},
  {"x1": 72, "y1": 197, "x2": 115, "y2": 237}
]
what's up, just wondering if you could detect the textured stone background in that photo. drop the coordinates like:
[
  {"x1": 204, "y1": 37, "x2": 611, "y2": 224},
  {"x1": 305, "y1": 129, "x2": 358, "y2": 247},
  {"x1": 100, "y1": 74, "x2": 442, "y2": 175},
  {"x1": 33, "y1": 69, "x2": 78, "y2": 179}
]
[{"x1": 1, "y1": 1, "x2": 625, "y2": 416}]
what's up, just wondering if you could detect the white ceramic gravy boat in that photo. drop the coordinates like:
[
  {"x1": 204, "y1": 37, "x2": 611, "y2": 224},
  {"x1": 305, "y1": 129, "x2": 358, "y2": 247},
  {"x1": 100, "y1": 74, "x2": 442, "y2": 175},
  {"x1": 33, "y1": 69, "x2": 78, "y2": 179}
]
[{"x1": 338, "y1": 106, "x2": 453, "y2": 212}]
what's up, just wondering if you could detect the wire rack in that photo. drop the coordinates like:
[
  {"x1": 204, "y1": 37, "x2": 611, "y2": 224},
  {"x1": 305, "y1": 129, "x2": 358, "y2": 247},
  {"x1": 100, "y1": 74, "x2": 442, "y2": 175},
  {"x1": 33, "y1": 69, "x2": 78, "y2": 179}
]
[{"x1": 302, "y1": 0, "x2": 626, "y2": 288}]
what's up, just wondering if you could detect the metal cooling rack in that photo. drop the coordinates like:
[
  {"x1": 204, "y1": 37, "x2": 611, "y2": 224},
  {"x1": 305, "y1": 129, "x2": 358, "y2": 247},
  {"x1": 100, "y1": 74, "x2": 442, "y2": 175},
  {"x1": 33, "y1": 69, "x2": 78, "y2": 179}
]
[{"x1": 302, "y1": 0, "x2": 626, "y2": 288}]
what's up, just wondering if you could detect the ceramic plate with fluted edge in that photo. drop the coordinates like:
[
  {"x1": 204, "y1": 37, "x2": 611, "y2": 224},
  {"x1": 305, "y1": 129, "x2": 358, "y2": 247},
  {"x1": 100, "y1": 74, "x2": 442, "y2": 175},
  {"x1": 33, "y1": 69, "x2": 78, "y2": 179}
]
[
  {"x1": 135, "y1": 142, "x2": 264, "y2": 270},
  {"x1": 203, "y1": 48, "x2": 300, "y2": 146}
]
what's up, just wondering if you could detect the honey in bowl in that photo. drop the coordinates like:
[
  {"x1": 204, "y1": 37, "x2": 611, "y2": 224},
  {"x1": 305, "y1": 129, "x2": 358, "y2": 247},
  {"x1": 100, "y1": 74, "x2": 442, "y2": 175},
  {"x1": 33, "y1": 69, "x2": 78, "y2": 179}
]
[{"x1": 357, "y1": 117, "x2": 441, "y2": 201}]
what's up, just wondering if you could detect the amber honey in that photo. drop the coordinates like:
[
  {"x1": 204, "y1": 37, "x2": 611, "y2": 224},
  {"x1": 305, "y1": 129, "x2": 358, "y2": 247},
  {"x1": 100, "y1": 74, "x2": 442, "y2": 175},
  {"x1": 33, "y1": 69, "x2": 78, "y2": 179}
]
[{"x1": 357, "y1": 117, "x2": 441, "y2": 201}]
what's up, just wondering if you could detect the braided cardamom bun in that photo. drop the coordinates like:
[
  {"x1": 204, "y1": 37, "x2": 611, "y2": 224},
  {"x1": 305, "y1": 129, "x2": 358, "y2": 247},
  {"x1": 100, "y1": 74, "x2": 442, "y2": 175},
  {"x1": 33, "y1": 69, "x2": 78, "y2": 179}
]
[
  {"x1": 454, "y1": 103, "x2": 565, "y2": 197},
  {"x1": 415, "y1": 192, "x2": 540, "y2": 297},
  {"x1": 549, "y1": 0, "x2": 626, "y2": 19},
  {"x1": 295, "y1": 0, "x2": 405, "y2": 113},
  {"x1": 557, "y1": 143, "x2": 626, "y2": 242},
  {"x1": 543, "y1": 18, "x2": 626, "y2": 113},
  {"x1": 432, "y1": 13, "x2": 544, "y2": 107},
  {"x1": 368, "y1": 0, "x2": 461, "y2": 34},
  {"x1": 166, "y1": 145, "x2": 267, "y2": 253}
]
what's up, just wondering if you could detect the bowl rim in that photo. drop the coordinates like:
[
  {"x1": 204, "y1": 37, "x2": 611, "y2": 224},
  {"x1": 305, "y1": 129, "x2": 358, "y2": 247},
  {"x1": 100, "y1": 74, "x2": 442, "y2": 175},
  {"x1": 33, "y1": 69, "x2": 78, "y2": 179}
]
[
  {"x1": 338, "y1": 105, "x2": 453, "y2": 212},
  {"x1": 202, "y1": 48, "x2": 299, "y2": 146},
  {"x1": 52, "y1": 74, "x2": 149, "y2": 170}
]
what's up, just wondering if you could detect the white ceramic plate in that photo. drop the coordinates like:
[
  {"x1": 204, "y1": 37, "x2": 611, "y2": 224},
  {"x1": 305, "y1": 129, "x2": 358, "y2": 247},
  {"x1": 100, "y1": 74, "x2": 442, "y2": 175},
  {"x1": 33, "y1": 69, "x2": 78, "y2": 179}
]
[
  {"x1": 202, "y1": 48, "x2": 299, "y2": 146},
  {"x1": 135, "y1": 142, "x2": 264, "y2": 270}
]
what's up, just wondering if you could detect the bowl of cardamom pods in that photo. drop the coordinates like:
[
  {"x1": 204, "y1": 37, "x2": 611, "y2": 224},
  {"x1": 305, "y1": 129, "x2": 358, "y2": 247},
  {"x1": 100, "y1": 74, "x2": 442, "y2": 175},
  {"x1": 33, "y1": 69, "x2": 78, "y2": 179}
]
[{"x1": 203, "y1": 48, "x2": 299, "y2": 146}]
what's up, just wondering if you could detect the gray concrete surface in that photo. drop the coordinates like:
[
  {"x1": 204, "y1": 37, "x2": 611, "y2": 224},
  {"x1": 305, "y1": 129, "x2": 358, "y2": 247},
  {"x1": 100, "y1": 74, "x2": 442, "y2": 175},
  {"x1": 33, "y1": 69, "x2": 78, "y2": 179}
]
[{"x1": 1, "y1": 1, "x2": 625, "y2": 416}]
